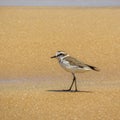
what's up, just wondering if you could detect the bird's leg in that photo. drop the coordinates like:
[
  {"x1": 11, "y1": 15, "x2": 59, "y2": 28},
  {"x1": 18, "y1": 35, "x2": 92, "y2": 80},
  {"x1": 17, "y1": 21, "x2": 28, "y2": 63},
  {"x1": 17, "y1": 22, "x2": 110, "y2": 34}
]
[
  {"x1": 67, "y1": 73, "x2": 75, "y2": 91},
  {"x1": 74, "y1": 74, "x2": 78, "y2": 92}
]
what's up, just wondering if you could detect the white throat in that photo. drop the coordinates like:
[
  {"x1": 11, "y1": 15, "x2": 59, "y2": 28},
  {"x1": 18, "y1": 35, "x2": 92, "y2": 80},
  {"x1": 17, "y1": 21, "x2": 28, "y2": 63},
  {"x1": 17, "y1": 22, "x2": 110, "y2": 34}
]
[{"x1": 59, "y1": 54, "x2": 69, "y2": 60}]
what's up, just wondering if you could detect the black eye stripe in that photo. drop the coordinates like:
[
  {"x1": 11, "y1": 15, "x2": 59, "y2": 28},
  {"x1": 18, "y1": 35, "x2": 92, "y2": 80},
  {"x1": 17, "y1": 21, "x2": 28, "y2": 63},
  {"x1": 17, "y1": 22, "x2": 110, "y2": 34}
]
[{"x1": 57, "y1": 53, "x2": 64, "y2": 57}]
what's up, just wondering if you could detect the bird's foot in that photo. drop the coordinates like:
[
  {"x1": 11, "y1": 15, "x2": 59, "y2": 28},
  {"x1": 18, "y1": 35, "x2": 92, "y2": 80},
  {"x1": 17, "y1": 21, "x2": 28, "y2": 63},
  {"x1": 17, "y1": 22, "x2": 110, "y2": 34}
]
[
  {"x1": 63, "y1": 89, "x2": 71, "y2": 92},
  {"x1": 62, "y1": 89, "x2": 79, "y2": 92},
  {"x1": 74, "y1": 89, "x2": 78, "y2": 92}
]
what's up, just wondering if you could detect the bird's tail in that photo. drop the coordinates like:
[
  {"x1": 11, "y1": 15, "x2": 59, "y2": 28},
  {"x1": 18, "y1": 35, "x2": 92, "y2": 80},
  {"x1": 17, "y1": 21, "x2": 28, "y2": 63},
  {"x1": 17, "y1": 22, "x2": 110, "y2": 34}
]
[{"x1": 86, "y1": 64, "x2": 100, "y2": 71}]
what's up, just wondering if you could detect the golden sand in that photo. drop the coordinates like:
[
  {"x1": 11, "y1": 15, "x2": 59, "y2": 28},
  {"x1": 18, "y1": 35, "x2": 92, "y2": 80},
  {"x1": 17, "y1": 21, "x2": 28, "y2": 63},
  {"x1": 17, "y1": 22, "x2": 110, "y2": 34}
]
[
  {"x1": 0, "y1": 87, "x2": 120, "y2": 120},
  {"x1": 0, "y1": 7, "x2": 120, "y2": 120},
  {"x1": 0, "y1": 7, "x2": 120, "y2": 78}
]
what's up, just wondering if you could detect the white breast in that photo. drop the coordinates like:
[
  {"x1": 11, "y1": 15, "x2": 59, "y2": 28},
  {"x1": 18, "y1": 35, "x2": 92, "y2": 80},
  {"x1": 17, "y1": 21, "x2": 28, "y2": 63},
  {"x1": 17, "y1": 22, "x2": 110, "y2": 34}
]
[
  {"x1": 59, "y1": 59, "x2": 70, "y2": 68},
  {"x1": 59, "y1": 59, "x2": 91, "y2": 73},
  {"x1": 59, "y1": 59, "x2": 77, "y2": 72}
]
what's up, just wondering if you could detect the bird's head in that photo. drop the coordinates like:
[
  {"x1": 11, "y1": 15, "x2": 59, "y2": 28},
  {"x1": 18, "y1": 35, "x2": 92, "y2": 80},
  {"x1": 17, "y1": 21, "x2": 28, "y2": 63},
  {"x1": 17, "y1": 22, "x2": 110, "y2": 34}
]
[{"x1": 51, "y1": 51, "x2": 68, "y2": 60}]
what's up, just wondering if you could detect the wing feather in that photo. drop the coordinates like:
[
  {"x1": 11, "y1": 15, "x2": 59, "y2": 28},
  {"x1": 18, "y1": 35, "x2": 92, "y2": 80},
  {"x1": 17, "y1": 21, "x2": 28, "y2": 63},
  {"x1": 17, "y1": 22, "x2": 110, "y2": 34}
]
[
  {"x1": 63, "y1": 56, "x2": 99, "y2": 71},
  {"x1": 64, "y1": 56, "x2": 87, "y2": 68}
]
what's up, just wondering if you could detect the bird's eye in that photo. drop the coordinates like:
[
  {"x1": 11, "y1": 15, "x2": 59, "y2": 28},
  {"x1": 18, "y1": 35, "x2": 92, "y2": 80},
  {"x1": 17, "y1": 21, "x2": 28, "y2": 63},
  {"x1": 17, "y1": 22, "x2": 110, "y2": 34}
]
[{"x1": 57, "y1": 53, "x2": 63, "y2": 57}]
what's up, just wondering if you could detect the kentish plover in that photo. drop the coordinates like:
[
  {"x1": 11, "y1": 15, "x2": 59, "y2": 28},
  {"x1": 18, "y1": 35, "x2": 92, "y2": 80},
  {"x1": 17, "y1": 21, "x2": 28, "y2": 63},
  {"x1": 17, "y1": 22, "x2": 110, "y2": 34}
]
[{"x1": 51, "y1": 51, "x2": 99, "y2": 92}]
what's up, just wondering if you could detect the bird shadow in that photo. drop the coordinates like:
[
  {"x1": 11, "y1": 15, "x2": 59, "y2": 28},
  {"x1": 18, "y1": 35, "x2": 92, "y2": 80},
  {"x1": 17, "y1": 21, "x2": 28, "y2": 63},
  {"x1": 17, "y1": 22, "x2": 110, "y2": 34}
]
[{"x1": 46, "y1": 89, "x2": 93, "y2": 93}]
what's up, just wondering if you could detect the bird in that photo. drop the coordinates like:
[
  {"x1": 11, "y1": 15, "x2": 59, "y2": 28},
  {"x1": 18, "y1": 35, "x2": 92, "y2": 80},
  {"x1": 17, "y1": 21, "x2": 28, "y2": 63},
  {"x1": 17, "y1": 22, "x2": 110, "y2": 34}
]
[{"x1": 51, "y1": 51, "x2": 99, "y2": 92}]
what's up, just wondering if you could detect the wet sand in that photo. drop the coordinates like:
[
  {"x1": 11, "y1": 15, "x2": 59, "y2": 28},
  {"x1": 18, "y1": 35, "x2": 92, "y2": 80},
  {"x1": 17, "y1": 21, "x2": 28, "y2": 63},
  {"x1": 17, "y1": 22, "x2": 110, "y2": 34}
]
[{"x1": 0, "y1": 7, "x2": 120, "y2": 120}]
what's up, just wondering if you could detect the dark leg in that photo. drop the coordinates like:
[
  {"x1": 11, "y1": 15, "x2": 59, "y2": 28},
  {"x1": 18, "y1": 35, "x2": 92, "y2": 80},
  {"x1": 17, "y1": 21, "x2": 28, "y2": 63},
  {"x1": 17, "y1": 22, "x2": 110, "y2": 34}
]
[
  {"x1": 67, "y1": 73, "x2": 76, "y2": 91},
  {"x1": 74, "y1": 77, "x2": 78, "y2": 92}
]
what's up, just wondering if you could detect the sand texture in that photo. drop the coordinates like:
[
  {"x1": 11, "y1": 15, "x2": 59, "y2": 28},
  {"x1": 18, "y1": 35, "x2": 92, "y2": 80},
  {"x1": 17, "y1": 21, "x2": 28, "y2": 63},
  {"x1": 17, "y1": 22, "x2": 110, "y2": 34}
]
[{"x1": 0, "y1": 7, "x2": 120, "y2": 120}]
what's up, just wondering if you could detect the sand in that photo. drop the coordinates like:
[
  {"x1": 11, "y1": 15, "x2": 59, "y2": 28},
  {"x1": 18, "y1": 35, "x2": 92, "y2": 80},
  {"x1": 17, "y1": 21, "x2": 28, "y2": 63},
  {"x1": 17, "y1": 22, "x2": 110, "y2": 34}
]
[
  {"x1": 0, "y1": 86, "x2": 120, "y2": 120},
  {"x1": 0, "y1": 7, "x2": 120, "y2": 120}
]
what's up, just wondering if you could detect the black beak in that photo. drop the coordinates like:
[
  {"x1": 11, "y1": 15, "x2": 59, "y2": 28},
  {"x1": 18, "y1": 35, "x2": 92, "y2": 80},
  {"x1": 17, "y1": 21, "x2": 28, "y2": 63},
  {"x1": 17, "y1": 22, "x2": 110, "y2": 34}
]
[{"x1": 51, "y1": 55, "x2": 57, "y2": 59}]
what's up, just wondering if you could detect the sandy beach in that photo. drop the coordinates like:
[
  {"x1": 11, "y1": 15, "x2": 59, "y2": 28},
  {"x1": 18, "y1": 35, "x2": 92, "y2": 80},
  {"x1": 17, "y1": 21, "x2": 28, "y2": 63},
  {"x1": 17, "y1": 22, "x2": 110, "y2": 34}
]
[{"x1": 0, "y1": 7, "x2": 120, "y2": 120}]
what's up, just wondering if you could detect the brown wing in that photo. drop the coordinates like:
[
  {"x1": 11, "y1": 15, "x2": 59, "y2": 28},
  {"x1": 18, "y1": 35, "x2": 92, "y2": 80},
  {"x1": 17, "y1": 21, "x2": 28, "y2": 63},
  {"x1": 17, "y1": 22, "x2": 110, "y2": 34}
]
[{"x1": 64, "y1": 56, "x2": 87, "y2": 68}]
